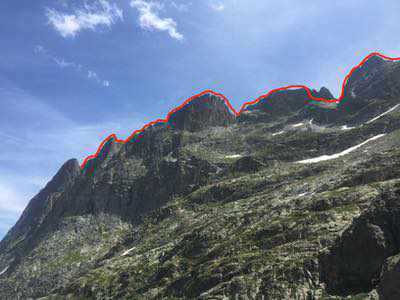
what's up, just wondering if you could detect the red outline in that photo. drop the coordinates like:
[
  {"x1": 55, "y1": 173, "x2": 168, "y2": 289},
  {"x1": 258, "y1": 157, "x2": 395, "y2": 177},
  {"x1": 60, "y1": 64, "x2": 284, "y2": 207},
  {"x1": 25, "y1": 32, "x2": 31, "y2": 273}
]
[{"x1": 81, "y1": 52, "x2": 400, "y2": 169}]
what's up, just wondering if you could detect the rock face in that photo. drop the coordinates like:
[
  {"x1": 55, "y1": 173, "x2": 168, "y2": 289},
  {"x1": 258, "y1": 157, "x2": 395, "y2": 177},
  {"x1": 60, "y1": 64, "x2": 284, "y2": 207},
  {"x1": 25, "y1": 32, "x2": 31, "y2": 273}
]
[
  {"x1": 319, "y1": 189, "x2": 400, "y2": 295},
  {"x1": 82, "y1": 136, "x2": 123, "y2": 175},
  {"x1": 344, "y1": 55, "x2": 396, "y2": 100},
  {"x1": 230, "y1": 156, "x2": 265, "y2": 174},
  {"x1": 3, "y1": 59, "x2": 400, "y2": 299},
  {"x1": 168, "y1": 93, "x2": 236, "y2": 131},
  {"x1": 253, "y1": 89, "x2": 311, "y2": 115},
  {"x1": 339, "y1": 55, "x2": 400, "y2": 124},
  {"x1": 0, "y1": 159, "x2": 80, "y2": 252},
  {"x1": 313, "y1": 86, "x2": 334, "y2": 100},
  {"x1": 378, "y1": 253, "x2": 400, "y2": 299},
  {"x1": 240, "y1": 89, "x2": 311, "y2": 123}
]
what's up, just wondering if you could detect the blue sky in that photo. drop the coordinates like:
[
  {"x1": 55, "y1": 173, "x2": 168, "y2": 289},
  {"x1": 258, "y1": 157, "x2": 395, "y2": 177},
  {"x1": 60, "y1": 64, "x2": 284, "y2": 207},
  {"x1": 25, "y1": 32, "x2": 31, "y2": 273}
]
[{"x1": 1, "y1": 0, "x2": 400, "y2": 238}]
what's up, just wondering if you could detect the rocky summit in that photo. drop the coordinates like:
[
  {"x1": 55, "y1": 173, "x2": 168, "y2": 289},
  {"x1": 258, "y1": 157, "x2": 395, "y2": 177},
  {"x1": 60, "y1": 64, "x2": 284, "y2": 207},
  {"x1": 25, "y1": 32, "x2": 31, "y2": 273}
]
[{"x1": 3, "y1": 55, "x2": 400, "y2": 299}]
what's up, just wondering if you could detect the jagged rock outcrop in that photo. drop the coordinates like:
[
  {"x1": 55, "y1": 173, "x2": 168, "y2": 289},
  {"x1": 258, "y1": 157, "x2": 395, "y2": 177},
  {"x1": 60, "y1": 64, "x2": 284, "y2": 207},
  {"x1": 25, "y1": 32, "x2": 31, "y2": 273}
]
[
  {"x1": 239, "y1": 89, "x2": 311, "y2": 123},
  {"x1": 254, "y1": 89, "x2": 311, "y2": 114},
  {"x1": 378, "y1": 253, "x2": 400, "y2": 299},
  {"x1": 313, "y1": 86, "x2": 334, "y2": 100},
  {"x1": 0, "y1": 158, "x2": 81, "y2": 291},
  {"x1": 239, "y1": 87, "x2": 342, "y2": 125},
  {"x1": 337, "y1": 55, "x2": 400, "y2": 125},
  {"x1": 344, "y1": 55, "x2": 398, "y2": 100},
  {"x1": 83, "y1": 136, "x2": 123, "y2": 175},
  {"x1": 320, "y1": 189, "x2": 400, "y2": 295},
  {"x1": 0, "y1": 159, "x2": 80, "y2": 252},
  {"x1": 298, "y1": 87, "x2": 341, "y2": 124},
  {"x1": 167, "y1": 93, "x2": 236, "y2": 131},
  {"x1": 230, "y1": 156, "x2": 265, "y2": 173}
]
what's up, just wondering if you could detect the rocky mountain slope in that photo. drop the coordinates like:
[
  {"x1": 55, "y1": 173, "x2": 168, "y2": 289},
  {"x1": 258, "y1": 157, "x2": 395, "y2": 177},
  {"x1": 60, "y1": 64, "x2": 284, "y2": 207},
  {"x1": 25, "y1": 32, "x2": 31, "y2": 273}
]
[{"x1": 2, "y1": 54, "x2": 400, "y2": 299}]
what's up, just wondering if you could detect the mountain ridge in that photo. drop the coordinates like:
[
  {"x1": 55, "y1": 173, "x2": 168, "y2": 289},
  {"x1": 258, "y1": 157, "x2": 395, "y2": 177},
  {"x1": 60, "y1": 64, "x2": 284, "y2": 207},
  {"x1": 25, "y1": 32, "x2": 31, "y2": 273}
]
[
  {"x1": 81, "y1": 52, "x2": 400, "y2": 170},
  {"x1": 3, "y1": 52, "x2": 400, "y2": 299}
]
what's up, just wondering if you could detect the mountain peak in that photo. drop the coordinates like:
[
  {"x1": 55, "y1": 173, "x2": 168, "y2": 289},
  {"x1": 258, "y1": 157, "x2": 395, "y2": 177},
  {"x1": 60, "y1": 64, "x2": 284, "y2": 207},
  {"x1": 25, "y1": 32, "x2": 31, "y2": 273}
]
[
  {"x1": 254, "y1": 89, "x2": 310, "y2": 111},
  {"x1": 0, "y1": 158, "x2": 80, "y2": 252},
  {"x1": 98, "y1": 136, "x2": 122, "y2": 162},
  {"x1": 239, "y1": 89, "x2": 310, "y2": 124},
  {"x1": 167, "y1": 93, "x2": 236, "y2": 131},
  {"x1": 82, "y1": 137, "x2": 122, "y2": 175},
  {"x1": 49, "y1": 159, "x2": 81, "y2": 189},
  {"x1": 362, "y1": 54, "x2": 387, "y2": 68},
  {"x1": 313, "y1": 87, "x2": 334, "y2": 99},
  {"x1": 344, "y1": 54, "x2": 392, "y2": 99}
]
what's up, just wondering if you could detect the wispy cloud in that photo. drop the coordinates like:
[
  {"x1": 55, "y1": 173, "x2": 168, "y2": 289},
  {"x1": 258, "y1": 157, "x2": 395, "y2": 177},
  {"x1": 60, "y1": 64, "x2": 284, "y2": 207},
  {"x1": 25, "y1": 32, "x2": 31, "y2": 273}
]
[
  {"x1": 54, "y1": 57, "x2": 76, "y2": 68},
  {"x1": 46, "y1": 0, "x2": 123, "y2": 38},
  {"x1": 33, "y1": 45, "x2": 45, "y2": 54},
  {"x1": 130, "y1": 0, "x2": 184, "y2": 41},
  {"x1": 210, "y1": 1, "x2": 225, "y2": 11},
  {"x1": 35, "y1": 44, "x2": 79, "y2": 69},
  {"x1": 87, "y1": 70, "x2": 111, "y2": 87},
  {"x1": 170, "y1": 1, "x2": 191, "y2": 12},
  {"x1": 34, "y1": 45, "x2": 111, "y2": 87}
]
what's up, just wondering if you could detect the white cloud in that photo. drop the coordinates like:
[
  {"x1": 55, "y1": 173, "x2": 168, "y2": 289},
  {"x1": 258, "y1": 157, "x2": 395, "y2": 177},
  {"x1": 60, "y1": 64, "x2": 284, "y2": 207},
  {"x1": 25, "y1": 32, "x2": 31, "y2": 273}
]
[
  {"x1": 103, "y1": 80, "x2": 111, "y2": 87},
  {"x1": 210, "y1": 1, "x2": 225, "y2": 11},
  {"x1": 46, "y1": 0, "x2": 123, "y2": 38},
  {"x1": 130, "y1": 0, "x2": 184, "y2": 41}
]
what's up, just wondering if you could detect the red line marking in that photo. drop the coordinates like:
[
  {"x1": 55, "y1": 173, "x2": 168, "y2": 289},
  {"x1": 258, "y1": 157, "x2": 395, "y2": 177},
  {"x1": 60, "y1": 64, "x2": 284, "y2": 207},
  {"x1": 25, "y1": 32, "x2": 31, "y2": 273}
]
[{"x1": 80, "y1": 52, "x2": 400, "y2": 169}]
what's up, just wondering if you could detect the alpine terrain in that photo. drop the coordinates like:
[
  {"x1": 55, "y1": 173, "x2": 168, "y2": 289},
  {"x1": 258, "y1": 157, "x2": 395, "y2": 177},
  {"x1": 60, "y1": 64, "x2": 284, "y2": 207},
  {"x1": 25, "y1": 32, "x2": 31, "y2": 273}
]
[{"x1": 3, "y1": 54, "x2": 400, "y2": 299}]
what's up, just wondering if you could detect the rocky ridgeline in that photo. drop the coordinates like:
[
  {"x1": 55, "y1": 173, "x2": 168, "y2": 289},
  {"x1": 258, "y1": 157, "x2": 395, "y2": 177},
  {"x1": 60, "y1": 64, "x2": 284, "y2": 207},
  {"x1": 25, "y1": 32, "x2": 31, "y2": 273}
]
[
  {"x1": 2, "y1": 55, "x2": 400, "y2": 299},
  {"x1": 168, "y1": 93, "x2": 236, "y2": 131}
]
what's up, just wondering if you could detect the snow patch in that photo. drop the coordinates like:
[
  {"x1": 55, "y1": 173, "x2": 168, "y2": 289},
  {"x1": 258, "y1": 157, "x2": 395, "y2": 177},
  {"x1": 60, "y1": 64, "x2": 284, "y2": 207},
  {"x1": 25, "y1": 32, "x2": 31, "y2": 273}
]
[
  {"x1": 225, "y1": 154, "x2": 242, "y2": 159},
  {"x1": 272, "y1": 131, "x2": 284, "y2": 136},
  {"x1": 297, "y1": 134, "x2": 386, "y2": 164},
  {"x1": 366, "y1": 104, "x2": 400, "y2": 124},
  {"x1": 0, "y1": 266, "x2": 8, "y2": 276},
  {"x1": 292, "y1": 122, "x2": 304, "y2": 128},
  {"x1": 121, "y1": 247, "x2": 135, "y2": 257},
  {"x1": 341, "y1": 125, "x2": 356, "y2": 130}
]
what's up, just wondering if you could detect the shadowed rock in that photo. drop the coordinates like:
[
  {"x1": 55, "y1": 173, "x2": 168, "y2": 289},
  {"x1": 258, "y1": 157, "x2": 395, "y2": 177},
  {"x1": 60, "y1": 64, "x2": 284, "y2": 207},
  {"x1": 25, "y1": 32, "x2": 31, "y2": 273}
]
[
  {"x1": 168, "y1": 93, "x2": 236, "y2": 132},
  {"x1": 0, "y1": 159, "x2": 81, "y2": 254},
  {"x1": 341, "y1": 55, "x2": 400, "y2": 117},
  {"x1": 251, "y1": 89, "x2": 310, "y2": 115},
  {"x1": 378, "y1": 253, "x2": 400, "y2": 300},
  {"x1": 300, "y1": 87, "x2": 341, "y2": 124},
  {"x1": 238, "y1": 89, "x2": 312, "y2": 123},
  {"x1": 230, "y1": 156, "x2": 265, "y2": 173},
  {"x1": 82, "y1": 136, "x2": 123, "y2": 175},
  {"x1": 320, "y1": 189, "x2": 400, "y2": 295},
  {"x1": 98, "y1": 136, "x2": 122, "y2": 163},
  {"x1": 314, "y1": 86, "x2": 334, "y2": 100},
  {"x1": 344, "y1": 55, "x2": 390, "y2": 100}
]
